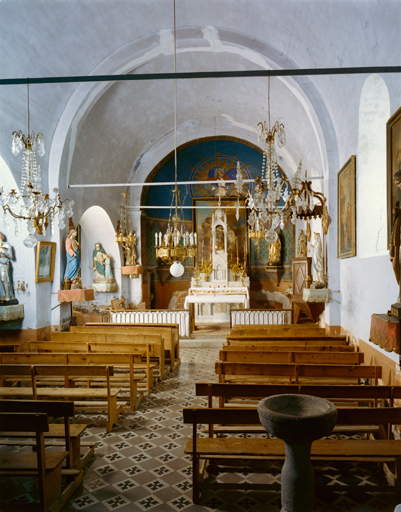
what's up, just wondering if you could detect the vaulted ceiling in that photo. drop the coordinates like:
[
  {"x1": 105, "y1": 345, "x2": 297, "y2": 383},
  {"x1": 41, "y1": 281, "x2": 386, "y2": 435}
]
[{"x1": 1, "y1": 0, "x2": 400, "y2": 225}]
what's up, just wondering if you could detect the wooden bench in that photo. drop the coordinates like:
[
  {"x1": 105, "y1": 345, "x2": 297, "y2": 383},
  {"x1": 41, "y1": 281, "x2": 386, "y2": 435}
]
[
  {"x1": 0, "y1": 365, "x2": 124, "y2": 432},
  {"x1": 222, "y1": 343, "x2": 357, "y2": 352},
  {"x1": 226, "y1": 336, "x2": 349, "y2": 347},
  {"x1": 215, "y1": 361, "x2": 382, "y2": 385},
  {"x1": 50, "y1": 331, "x2": 166, "y2": 379},
  {"x1": 0, "y1": 399, "x2": 94, "y2": 471},
  {"x1": 196, "y1": 382, "x2": 401, "y2": 435},
  {"x1": 183, "y1": 406, "x2": 401, "y2": 503},
  {"x1": 226, "y1": 333, "x2": 349, "y2": 344},
  {"x1": 0, "y1": 352, "x2": 146, "y2": 409},
  {"x1": 79, "y1": 322, "x2": 180, "y2": 371},
  {"x1": 0, "y1": 412, "x2": 77, "y2": 512},
  {"x1": 219, "y1": 349, "x2": 364, "y2": 365},
  {"x1": 230, "y1": 323, "x2": 326, "y2": 336}
]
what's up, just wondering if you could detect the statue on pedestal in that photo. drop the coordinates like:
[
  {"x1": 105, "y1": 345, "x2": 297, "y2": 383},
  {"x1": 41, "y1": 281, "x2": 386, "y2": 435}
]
[
  {"x1": 0, "y1": 232, "x2": 16, "y2": 304},
  {"x1": 297, "y1": 229, "x2": 308, "y2": 258},
  {"x1": 64, "y1": 228, "x2": 81, "y2": 288},
  {"x1": 268, "y1": 235, "x2": 281, "y2": 266},
  {"x1": 311, "y1": 232, "x2": 324, "y2": 285},
  {"x1": 92, "y1": 242, "x2": 117, "y2": 292}
]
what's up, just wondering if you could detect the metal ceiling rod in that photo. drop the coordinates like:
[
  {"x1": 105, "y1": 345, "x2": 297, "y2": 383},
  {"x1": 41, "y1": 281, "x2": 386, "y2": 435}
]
[
  {"x1": 68, "y1": 176, "x2": 323, "y2": 188},
  {"x1": 1, "y1": 67, "x2": 401, "y2": 86}
]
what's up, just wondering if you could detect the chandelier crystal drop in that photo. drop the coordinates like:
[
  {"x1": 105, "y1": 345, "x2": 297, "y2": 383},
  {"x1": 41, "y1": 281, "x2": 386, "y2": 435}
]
[{"x1": 0, "y1": 83, "x2": 74, "y2": 248}]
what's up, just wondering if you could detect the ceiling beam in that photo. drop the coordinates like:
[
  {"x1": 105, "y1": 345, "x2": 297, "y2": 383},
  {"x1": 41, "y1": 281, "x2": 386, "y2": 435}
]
[{"x1": 1, "y1": 66, "x2": 401, "y2": 86}]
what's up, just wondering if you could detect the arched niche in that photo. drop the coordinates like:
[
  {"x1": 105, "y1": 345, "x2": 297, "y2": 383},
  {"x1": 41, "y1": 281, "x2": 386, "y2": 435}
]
[{"x1": 78, "y1": 206, "x2": 122, "y2": 302}]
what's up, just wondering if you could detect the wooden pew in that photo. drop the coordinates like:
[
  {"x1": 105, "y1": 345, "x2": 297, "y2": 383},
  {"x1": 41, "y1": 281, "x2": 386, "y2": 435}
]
[
  {"x1": 0, "y1": 412, "x2": 76, "y2": 512},
  {"x1": 230, "y1": 323, "x2": 326, "y2": 336},
  {"x1": 183, "y1": 406, "x2": 401, "y2": 503},
  {"x1": 222, "y1": 343, "x2": 357, "y2": 352},
  {"x1": 219, "y1": 349, "x2": 364, "y2": 365},
  {"x1": 0, "y1": 399, "x2": 94, "y2": 470},
  {"x1": 0, "y1": 365, "x2": 124, "y2": 432},
  {"x1": 196, "y1": 383, "x2": 400, "y2": 434},
  {"x1": 0, "y1": 352, "x2": 146, "y2": 408},
  {"x1": 226, "y1": 333, "x2": 349, "y2": 344},
  {"x1": 226, "y1": 337, "x2": 349, "y2": 347},
  {"x1": 50, "y1": 331, "x2": 166, "y2": 379},
  {"x1": 77, "y1": 322, "x2": 180, "y2": 371},
  {"x1": 215, "y1": 361, "x2": 382, "y2": 385}
]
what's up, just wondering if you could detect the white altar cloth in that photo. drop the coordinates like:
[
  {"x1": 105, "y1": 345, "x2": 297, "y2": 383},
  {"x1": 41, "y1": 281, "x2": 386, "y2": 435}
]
[{"x1": 184, "y1": 286, "x2": 250, "y2": 310}]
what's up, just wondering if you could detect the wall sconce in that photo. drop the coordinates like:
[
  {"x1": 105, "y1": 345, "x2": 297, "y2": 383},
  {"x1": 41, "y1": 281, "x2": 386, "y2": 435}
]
[{"x1": 16, "y1": 281, "x2": 26, "y2": 292}]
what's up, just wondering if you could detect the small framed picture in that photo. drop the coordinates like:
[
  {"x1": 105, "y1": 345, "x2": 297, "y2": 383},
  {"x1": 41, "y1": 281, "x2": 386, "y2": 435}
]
[
  {"x1": 337, "y1": 155, "x2": 356, "y2": 259},
  {"x1": 35, "y1": 241, "x2": 56, "y2": 283}
]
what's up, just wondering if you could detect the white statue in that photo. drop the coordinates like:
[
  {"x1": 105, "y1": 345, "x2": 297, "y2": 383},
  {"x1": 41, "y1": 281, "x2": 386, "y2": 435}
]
[
  {"x1": 0, "y1": 232, "x2": 15, "y2": 302},
  {"x1": 93, "y1": 243, "x2": 114, "y2": 280},
  {"x1": 311, "y1": 232, "x2": 324, "y2": 285}
]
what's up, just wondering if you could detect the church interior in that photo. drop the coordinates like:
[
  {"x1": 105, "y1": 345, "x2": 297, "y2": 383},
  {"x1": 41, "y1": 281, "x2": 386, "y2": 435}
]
[{"x1": 1, "y1": 1, "x2": 401, "y2": 511}]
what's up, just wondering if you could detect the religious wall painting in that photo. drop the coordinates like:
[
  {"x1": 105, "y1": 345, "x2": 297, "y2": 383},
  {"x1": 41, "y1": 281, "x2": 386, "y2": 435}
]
[
  {"x1": 189, "y1": 154, "x2": 251, "y2": 199},
  {"x1": 387, "y1": 106, "x2": 401, "y2": 248},
  {"x1": 193, "y1": 198, "x2": 248, "y2": 268},
  {"x1": 35, "y1": 241, "x2": 56, "y2": 283},
  {"x1": 337, "y1": 155, "x2": 356, "y2": 259}
]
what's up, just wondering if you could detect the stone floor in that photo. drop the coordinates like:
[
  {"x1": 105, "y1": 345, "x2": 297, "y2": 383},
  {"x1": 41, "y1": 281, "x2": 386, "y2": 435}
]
[{"x1": 1, "y1": 343, "x2": 401, "y2": 512}]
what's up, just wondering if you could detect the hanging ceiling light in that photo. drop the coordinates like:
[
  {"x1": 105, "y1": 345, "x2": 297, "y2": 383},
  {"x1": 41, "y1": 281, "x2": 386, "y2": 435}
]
[
  {"x1": 0, "y1": 81, "x2": 74, "y2": 248},
  {"x1": 154, "y1": 0, "x2": 197, "y2": 276},
  {"x1": 244, "y1": 77, "x2": 326, "y2": 243}
]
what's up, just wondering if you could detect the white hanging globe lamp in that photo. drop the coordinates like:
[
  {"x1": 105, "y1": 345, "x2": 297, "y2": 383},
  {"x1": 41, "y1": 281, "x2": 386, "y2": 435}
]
[{"x1": 170, "y1": 260, "x2": 185, "y2": 277}]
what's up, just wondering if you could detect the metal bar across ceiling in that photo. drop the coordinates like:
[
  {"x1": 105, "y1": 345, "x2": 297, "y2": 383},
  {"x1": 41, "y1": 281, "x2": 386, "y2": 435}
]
[{"x1": 1, "y1": 66, "x2": 401, "y2": 86}]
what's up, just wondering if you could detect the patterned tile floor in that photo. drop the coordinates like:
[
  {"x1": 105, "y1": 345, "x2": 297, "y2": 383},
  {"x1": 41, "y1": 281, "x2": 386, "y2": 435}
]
[{"x1": 2, "y1": 344, "x2": 401, "y2": 512}]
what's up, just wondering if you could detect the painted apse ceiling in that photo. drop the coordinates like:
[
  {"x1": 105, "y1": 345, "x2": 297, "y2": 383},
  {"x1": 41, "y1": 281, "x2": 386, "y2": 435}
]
[{"x1": 142, "y1": 137, "x2": 295, "y2": 271}]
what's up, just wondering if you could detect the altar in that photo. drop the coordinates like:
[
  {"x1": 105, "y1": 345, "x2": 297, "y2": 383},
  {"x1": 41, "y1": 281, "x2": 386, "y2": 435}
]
[
  {"x1": 184, "y1": 203, "x2": 250, "y2": 326},
  {"x1": 184, "y1": 285, "x2": 250, "y2": 324}
]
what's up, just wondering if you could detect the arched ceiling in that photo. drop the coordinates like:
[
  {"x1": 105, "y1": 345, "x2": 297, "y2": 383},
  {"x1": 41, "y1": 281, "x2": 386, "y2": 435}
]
[{"x1": 1, "y1": 0, "x2": 400, "y2": 224}]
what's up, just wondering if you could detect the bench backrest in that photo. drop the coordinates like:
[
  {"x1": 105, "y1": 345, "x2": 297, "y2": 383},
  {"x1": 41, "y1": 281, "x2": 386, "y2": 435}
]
[
  {"x1": 227, "y1": 335, "x2": 347, "y2": 343},
  {"x1": 226, "y1": 338, "x2": 348, "y2": 347},
  {"x1": 196, "y1": 383, "x2": 398, "y2": 405},
  {"x1": 0, "y1": 364, "x2": 114, "y2": 377},
  {"x1": 215, "y1": 362, "x2": 382, "y2": 384},
  {"x1": 231, "y1": 323, "x2": 325, "y2": 333},
  {"x1": 183, "y1": 406, "x2": 401, "y2": 428},
  {"x1": 51, "y1": 331, "x2": 162, "y2": 344},
  {"x1": 83, "y1": 323, "x2": 179, "y2": 343},
  {"x1": 0, "y1": 412, "x2": 49, "y2": 433},
  {"x1": 2, "y1": 352, "x2": 142, "y2": 365},
  {"x1": 0, "y1": 399, "x2": 75, "y2": 417},
  {"x1": 219, "y1": 350, "x2": 364, "y2": 365},
  {"x1": 221, "y1": 344, "x2": 357, "y2": 352}
]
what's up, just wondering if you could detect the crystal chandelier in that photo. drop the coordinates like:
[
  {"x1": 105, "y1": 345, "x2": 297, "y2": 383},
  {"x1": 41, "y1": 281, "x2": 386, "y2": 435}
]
[
  {"x1": 0, "y1": 83, "x2": 74, "y2": 248},
  {"x1": 245, "y1": 79, "x2": 326, "y2": 244}
]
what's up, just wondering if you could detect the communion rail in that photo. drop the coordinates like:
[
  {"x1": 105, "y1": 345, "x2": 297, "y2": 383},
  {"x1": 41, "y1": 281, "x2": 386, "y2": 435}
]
[
  {"x1": 230, "y1": 308, "x2": 292, "y2": 328},
  {"x1": 108, "y1": 309, "x2": 191, "y2": 338}
]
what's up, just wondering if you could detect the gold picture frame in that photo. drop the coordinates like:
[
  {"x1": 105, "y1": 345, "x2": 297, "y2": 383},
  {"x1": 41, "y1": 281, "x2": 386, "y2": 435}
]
[
  {"x1": 387, "y1": 106, "x2": 401, "y2": 248},
  {"x1": 337, "y1": 155, "x2": 356, "y2": 259},
  {"x1": 35, "y1": 241, "x2": 56, "y2": 283}
]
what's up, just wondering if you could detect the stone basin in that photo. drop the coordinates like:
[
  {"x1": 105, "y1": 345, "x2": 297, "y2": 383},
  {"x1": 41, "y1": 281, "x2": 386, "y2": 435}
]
[{"x1": 258, "y1": 394, "x2": 337, "y2": 443}]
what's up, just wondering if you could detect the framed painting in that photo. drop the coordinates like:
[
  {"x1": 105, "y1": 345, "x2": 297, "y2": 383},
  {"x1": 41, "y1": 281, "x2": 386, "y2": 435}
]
[
  {"x1": 387, "y1": 106, "x2": 401, "y2": 248},
  {"x1": 337, "y1": 155, "x2": 356, "y2": 259},
  {"x1": 35, "y1": 241, "x2": 56, "y2": 283},
  {"x1": 193, "y1": 198, "x2": 248, "y2": 266}
]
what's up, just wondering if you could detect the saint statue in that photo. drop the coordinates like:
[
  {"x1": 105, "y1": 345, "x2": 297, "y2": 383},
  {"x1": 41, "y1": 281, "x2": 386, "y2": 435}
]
[
  {"x1": 122, "y1": 232, "x2": 137, "y2": 266},
  {"x1": 0, "y1": 232, "x2": 15, "y2": 303},
  {"x1": 311, "y1": 232, "x2": 325, "y2": 284},
  {"x1": 64, "y1": 229, "x2": 80, "y2": 284},
  {"x1": 268, "y1": 235, "x2": 281, "y2": 266},
  {"x1": 93, "y1": 243, "x2": 113, "y2": 280},
  {"x1": 297, "y1": 229, "x2": 307, "y2": 257}
]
